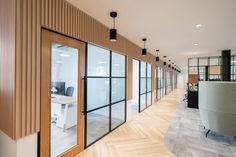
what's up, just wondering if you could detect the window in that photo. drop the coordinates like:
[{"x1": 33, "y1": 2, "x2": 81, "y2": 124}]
[
  {"x1": 139, "y1": 62, "x2": 152, "y2": 112},
  {"x1": 86, "y1": 44, "x2": 126, "y2": 146}
]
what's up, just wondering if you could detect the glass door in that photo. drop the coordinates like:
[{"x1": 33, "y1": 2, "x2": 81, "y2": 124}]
[{"x1": 41, "y1": 29, "x2": 85, "y2": 157}]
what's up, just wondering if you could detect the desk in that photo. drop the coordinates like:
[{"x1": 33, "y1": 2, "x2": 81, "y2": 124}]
[
  {"x1": 51, "y1": 95, "x2": 77, "y2": 104},
  {"x1": 187, "y1": 90, "x2": 198, "y2": 109},
  {"x1": 51, "y1": 95, "x2": 77, "y2": 131}
]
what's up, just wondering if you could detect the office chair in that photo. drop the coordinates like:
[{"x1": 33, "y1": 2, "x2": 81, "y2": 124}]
[
  {"x1": 62, "y1": 87, "x2": 74, "y2": 109},
  {"x1": 65, "y1": 87, "x2": 74, "y2": 97}
]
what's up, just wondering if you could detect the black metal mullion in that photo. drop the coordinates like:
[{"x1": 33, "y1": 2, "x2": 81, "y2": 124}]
[
  {"x1": 124, "y1": 56, "x2": 127, "y2": 122},
  {"x1": 86, "y1": 104, "x2": 111, "y2": 113},
  {"x1": 138, "y1": 61, "x2": 141, "y2": 112},
  {"x1": 146, "y1": 63, "x2": 148, "y2": 109},
  {"x1": 84, "y1": 43, "x2": 88, "y2": 148},
  {"x1": 109, "y1": 51, "x2": 112, "y2": 132}
]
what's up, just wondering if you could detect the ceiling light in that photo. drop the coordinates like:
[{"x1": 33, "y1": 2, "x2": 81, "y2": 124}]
[
  {"x1": 60, "y1": 54, "x2": 71, "y2": 57},
  {"x1": 99, "y1": 61, "x2": 106, "y2": 64},
  {"x1": 163, "y1": 56, "x2": 166, "y2": 66},
  {"x1": 156, "y1": 49, "x2": 159, "y2": 61},
  {"x1": 142, "y1": 38, "x2": 147, "y2": 56},
  {"x1": 56, "y1": 61, "x2": 64, "y2": 64},
  {"x1": 194, "y1": 43, "x2": 198, "y2": 46},
  {"x1": 114, "y1": 64, "x2": 120, "y2": 66},
  {"x1": 110, "y1": 11, "x2": 118, "y2": 42},
  {"x1": 196, "y1": 24, "x2": 202, "y2": 28}
]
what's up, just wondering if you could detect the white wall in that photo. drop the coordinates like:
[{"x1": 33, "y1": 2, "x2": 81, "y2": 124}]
[
  {"x1": 177, "y1": 68, "x2": 188, "y2": 90},
  {"x1": 0, "y1": 131, "x2": 37, "y2": 157}
]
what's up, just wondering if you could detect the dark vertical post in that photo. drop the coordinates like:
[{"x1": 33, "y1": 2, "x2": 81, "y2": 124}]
[
  {"x1": 205, "y1": 66, "x2": 209, "y2": 81},
  {"x1": 221, "y1": 50, "x2": 231, "y2": 81}
]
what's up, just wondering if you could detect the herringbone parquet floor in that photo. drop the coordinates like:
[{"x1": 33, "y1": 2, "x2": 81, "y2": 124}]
[{"x1": 76, "y1": 89, "x2": 183, "y2": 157}]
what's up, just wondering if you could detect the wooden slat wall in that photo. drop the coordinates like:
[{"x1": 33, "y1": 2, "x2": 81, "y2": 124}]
[
  {"x1": 7, "y1": 0, "x2": 173, "y2": 140},
  {"x1": 14, "y1": 0, "x2": 41, "y2": 139},
  {"x1": 0, "y1": 0, "x2": 16, "y2": 139}
]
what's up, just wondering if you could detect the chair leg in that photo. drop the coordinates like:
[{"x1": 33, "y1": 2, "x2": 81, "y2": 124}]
[{"x1": 205, "y1": 129, "x2": 211, "y2": 138}]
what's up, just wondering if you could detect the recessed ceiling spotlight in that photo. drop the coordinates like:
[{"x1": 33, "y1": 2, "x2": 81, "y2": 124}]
[
  {"x1": 194, "y1": 43, "x2": 198, "y2": 46},
  {"x1": 196, "y1": 24, "x2": 202, "y2": 28}
]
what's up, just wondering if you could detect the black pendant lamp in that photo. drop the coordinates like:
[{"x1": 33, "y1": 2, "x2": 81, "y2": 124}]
[
  {"x1": 110, "y1": 11, "x2": 118, "y2": 42},
  {"x1": 172, "y1": 62, "x2": 174, "y2": 70},
  {"x1": 168, "y1": 60, "x2": 171, "y2": 68},
  {"x1": 156, "y1": 49, "x2": 159, "y2": 61},
  {"x1": 163, "y1": 56, "x2": 166, "y2": 66},
  {"x1": 142, "y1": 38, "x2": 147, "y2": 55}
]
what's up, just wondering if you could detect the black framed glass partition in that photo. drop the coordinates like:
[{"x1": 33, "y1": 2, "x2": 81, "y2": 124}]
[
  {"x1": 188, "y1": 56, "x2": 222, "y2": 82},
  {"x1": 231, "y1": 56, "x2": 236, "y2": 81},
  {"x1": 139, "y1": 62, "x2": 152, "y2": 112},
  {"x1": 154, "y1": 67, "x2": 157, "y2": 102},
  {"x1": 85, "y1": 44, "x2": 126, "y2": 147},
  {"x1": 157, "y1": 67, "x2": 164, "y2": 100},
  {"x1": 165, "y1": 70, "x2": 172, "y2": 95}
]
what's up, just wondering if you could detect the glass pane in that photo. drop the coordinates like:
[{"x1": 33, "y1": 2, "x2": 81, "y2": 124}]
[
  {"x1": 147, "y1": 92, "x2": 152, "y2": 107},
  {"x1": 141, "y1": 78, "x2": 146, "y2": 94},
  {"x1": 86, "y1": 107, "x2": 109, "y2": 146},
  {"x1": 51, "y1": 43, "x2": 78, "y2": 157},
  {"x1": 112, "y1": 78, "x2": 125, "y2": 103},
  {"x1": 111, "y1": 101, "x2": 125, "y2": 129},
  {"x1": 112, "y1": 52, "x2": 126, "y2": 77},
  {"x1": 199, "y1": 58, "x2": 208, "y2": 66},
  {"x1": 87, "y1": 78, "x2": 109, "y2": 111},
  {"x1": 147, "y1": 78, "x2": 152, "y2": 92},
  {"x1": 209, "y1": 57, "x2": 219, "y2": 66},
  {"x1": 189, "y1": 58, "x2": 198, "y2": 66},
  {"x1": 147, "y1": 64, "x2": 152, "y2": 77},
  {"x1": 189, "y1": 67, "x2": 198, "y2": 74},
  {"x1": 141, "y1": 61, "x2": 146, "y2": 77},
  {"x1": 140, "y1": 94, "x2": 146, "y2": 111},
  {"x1": 87, "y1": 44, "x2": 110, "y2": 76}
]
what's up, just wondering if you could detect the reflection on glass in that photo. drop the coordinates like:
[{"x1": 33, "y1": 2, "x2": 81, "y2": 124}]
[
  {"x1": 147, "y1": 78, "x2": 152, "y2": 92},
  {"x1": 51, "y1": 43, "x2": 78, "y2": 157},
  {"x1": 147, "y1": 64, "x2": 151, "y2": 77},
  {"x1": 112, "y1": 52, "x2": 126, "y2": 77},
  {"x1": 87, "y1": 78, "x2": 110, "y2": 111},
  {"x1": 112, "y1": 78, "x2": 125, "y2": 103},
  {"x1": 209, "y1": 57, "x2": 219, "y2": 66},
  {"x1": 141, "y1": 61, "x2": 146, "y2": 77},
  {"x1": 87, "y1": 44, "x2": 110, "y2": 76},
  {"x1": 189, "y1": 58, "x2": 198, "y2": 66},
  {"x1": 147, "y1": 92, "x2": 152, "y2": 107},
  {"x1": 86, "y1": 107, "x2": 109, "y2": 146},
  {"x1": 111, "y1": 101, "x2": 125, "y2": 129},
  {"x1": 140, "y1": 94, "x2": 146, "y2": 111},
  {"x1": 199, "y1": 58, "x2": 208, "y2": 66},
  {"x1": 141, "y1": 78, "x2": 146, "y2": 94}
]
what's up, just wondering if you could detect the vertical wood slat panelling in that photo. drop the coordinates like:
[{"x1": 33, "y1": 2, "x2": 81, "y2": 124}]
[
  {"x1": 14, "y1": 0, "x2": 41, "y2": 139},
  {"x1": 10, "y1": 0, "x2": 167, "y2": 140},
  {"x1": 0, "y1": 0, "x2": 15, "y2": 139}
]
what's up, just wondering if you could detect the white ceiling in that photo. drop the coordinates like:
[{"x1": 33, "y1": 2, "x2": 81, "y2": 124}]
[{"x1": 67, "y1": 0, "x2": 236, "y2": 68}]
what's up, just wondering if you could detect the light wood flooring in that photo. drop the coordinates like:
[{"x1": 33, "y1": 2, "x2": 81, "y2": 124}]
[{"x1": 75, "y1": 89, "x2": 184, "y2": 157}]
